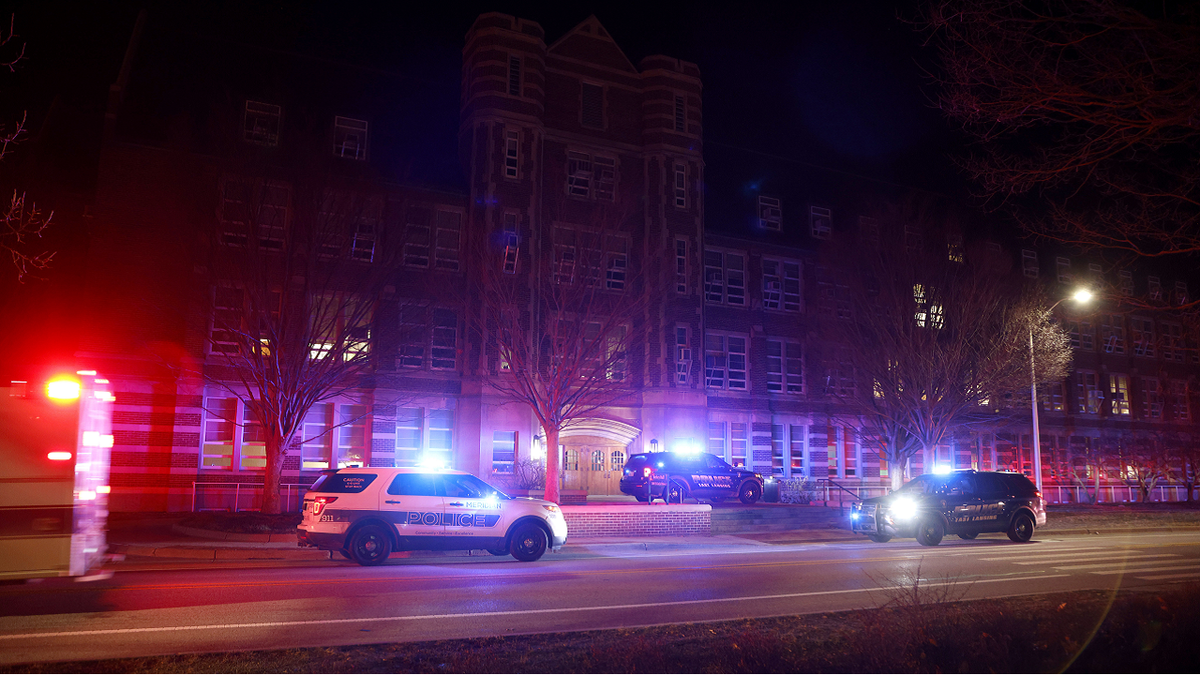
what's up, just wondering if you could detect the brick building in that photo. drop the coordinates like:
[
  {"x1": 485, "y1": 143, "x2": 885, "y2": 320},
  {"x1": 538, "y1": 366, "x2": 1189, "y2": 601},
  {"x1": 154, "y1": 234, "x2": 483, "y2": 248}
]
[{"x1": 79, "y1": 12, "x2": 1199, "y2": 511}]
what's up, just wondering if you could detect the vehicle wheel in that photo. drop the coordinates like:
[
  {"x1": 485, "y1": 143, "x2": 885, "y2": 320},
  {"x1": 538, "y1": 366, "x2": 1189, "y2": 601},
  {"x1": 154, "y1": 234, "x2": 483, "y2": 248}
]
[
  {"x1": 868, "y1": 534, "x2": 892, "y2": 543},
  {"x1": 510, "y1": 523, "x2": 548, "y2": 562},
  {"x1": 915, "y1": 518, "x2": 945, "y2": 546},
  {"x1": 1007, "y1": 512, "x2": 1035, "y2": 543},
  {"x1": 635, "y1": 495, "x2": 648, "y2": 503},
  {"x1": 348, "y1": 525, "x2": 392, "y2": 566},
  {"x1": 666, "y1": 478, "x2": 689, "y2": 504},
  {"x1": 487, "y1": 547, "x2": 509, "y2": 557},
  {"x1": 958, "y1": 531, "x2": 978, "y2": 540},
  {"x1": 738, "y1": 481, "x2": 762, "y2": 505}
]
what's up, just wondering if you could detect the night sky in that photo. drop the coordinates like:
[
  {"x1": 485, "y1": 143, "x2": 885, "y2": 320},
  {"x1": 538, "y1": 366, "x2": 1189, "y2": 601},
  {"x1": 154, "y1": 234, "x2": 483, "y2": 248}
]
[{"x1": 0, "y1": 0, "x2": 961, "y2": 378}]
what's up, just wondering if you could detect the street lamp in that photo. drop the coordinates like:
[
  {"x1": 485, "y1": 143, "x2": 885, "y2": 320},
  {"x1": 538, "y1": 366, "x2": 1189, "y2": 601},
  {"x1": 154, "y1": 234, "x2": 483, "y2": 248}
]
[{"x1": 1030, "y1": 288, "x2": 1092, "y2": 492}]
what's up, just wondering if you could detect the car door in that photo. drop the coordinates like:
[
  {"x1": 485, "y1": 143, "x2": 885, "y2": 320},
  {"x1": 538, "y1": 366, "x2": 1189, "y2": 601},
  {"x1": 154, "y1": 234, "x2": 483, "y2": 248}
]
[
  {"x1": 972, "y1": 473, "x2": 1011, "y2": 532},
  {"x1": 382, "y1": 472, "x2": 443, "y2": 543},
  {"x1": 943, "y1": 474, "x2": 983, "y2": 531},
  {"x1": 703, "y1": 453, "x2": 737, "y2": 497},
  {"x1": 440, "y1": 473, "x2": 506, "y2": 549}
]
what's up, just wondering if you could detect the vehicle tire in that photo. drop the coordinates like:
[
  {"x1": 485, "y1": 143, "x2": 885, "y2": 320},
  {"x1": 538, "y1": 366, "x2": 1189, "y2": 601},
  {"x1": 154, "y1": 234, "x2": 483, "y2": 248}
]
[
  {"x1": 635, "y1": 494, "x2": 648, "y2": 503},
  {"x1": 487, "y1": 547, "x2": 509, "y2": 557},
  {"x1": 666, "y1": 478, "x2": 689, "y2": 504},
  {"x1": 510, "y1": 523, "x2": 548, "y2": 562},
  {"x1": 958, "y1": 531, "x2": 978, "y2": 540},
  {"x1": 868, "y1": 534, "x2": 892, "y2": 543},
  {"x1": 738, "y1": 481, "x2": 762, "y2": 505},
  {"x1": 915, "y1": 518, "x2": 945, "y2": 546},
  {"x1": 348, "y1": 524, "x2": 392, "y2": 566},
  {"x1": 1007, "y1": 512, "x2": 1035, "y2": 543}
]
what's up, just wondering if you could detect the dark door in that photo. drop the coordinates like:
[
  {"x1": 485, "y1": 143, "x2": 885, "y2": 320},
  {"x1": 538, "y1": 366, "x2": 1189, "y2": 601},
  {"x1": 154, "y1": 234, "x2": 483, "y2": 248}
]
[{"x1": 943, "y1": 474, "x2": 983, "y2": 532}]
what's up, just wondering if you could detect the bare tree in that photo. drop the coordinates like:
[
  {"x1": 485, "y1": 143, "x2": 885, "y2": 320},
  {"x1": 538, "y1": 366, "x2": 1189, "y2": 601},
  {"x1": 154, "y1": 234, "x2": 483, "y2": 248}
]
[
  {"x1": 468, "y1": 214, "x2": 648, "y2": 503},
  {"x1": 918, "y1": 0, "x2": 1200, "y2": 286},
  {"x1": 1, "y1": 15, "x2": 53, "y2": 280},
  {"x1": 191, "y1": 178, "x2": 421, "y2": 513},
  {"x1": 823, "y1": 201, "x2": 1073, "y2": 490},
  {"x1": 1106, "y1": 434, "x2": 1168, "y2": 503}
]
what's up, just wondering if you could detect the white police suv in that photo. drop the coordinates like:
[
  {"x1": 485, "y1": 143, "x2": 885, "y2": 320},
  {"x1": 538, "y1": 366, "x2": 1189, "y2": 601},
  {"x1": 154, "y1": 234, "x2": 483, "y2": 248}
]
[{"x1": 297, "y1": 467, "x2": 568, "y2": 565}]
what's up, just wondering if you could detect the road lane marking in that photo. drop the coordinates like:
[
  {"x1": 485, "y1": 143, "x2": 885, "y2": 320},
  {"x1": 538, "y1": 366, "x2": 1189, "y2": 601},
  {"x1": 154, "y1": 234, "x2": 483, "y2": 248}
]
[
  {"x1": 1012, "y1": 554, "x2": 1178, "y2": 565},
  {"x1": 1048, "y1": 557, "x2": 1188, "y2": 571},
  {"x1": 1090, "y1": 563, "x2": 1200, "y2": 575},
  {"x1": 983, "y1": 551, "x2": 1137, "y2": 563},
  {"x1": 0, "y1": 574, "x2": 1069, "y2": 641},
  {"x1": 1137, "y1": 571, "x2": 1200, "y2": 581}
]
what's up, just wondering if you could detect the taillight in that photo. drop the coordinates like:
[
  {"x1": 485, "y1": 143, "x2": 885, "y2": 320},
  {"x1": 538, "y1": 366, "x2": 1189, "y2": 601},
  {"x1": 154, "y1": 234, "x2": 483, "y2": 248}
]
[{"x1": 312, "y1": 496, "x2": 338, "y2": 516}]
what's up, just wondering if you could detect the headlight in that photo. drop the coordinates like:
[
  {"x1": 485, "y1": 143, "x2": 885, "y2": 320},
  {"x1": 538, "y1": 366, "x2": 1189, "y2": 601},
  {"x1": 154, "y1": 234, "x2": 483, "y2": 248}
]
[
  {"x1": 850, "y1": 511, "x2": 859, "y2": 520},
  {"x1": 890, "y1": 496, "x2": 919, "y2": 520}
]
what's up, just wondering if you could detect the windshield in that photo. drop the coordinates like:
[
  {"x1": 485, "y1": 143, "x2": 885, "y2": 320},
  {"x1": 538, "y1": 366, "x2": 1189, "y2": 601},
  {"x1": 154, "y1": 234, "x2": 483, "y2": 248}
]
[{"x1": 893, "y1": 474, "x2": 945, "y2": 495}]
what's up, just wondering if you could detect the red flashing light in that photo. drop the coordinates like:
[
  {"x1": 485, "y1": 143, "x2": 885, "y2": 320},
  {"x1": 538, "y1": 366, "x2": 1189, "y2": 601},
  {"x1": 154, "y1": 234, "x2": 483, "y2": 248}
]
[
  {"x1": 47, "y1": 378, "x2": 82, "y2": 401},
  {"x1": 312, "y1": 496, "x2": 338, "y2": 516}
]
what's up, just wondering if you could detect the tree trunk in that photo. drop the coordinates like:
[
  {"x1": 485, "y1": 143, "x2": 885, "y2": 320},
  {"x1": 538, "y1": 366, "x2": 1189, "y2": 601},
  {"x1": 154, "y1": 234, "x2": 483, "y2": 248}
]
[
  {"x1": 262, "y1": 434, "x2": 285, "y2": 514},
  {"x1": 544, "y1": 425, "x2": 561, "y2": 504},
  {"x1": 888, "y1": 456, "x2": 905, "y2": 492}
]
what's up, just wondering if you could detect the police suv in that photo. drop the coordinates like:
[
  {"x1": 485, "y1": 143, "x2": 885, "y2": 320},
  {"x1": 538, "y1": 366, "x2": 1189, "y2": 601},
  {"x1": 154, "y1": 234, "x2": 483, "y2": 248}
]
[
  {"x1": 850, "y1": 470, "x2": 1046, "y2": 546},
  {"x1": 619, "y1": 451, "x2": 764, "y2": 504},
  {"x1": 297, "y1": 468, "x2": 568, "y2": 565}
]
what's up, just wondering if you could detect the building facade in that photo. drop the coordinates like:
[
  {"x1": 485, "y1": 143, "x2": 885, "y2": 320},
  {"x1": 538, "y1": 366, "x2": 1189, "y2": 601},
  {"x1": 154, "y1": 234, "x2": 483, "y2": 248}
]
[{"x1": 79, "y1": 13, "x2": 1199, "y2": 512}]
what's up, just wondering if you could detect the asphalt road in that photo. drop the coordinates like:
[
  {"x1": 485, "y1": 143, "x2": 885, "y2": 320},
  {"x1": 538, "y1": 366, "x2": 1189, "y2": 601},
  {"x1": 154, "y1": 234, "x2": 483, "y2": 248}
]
[{"x1": 2, "y1": 530, "x2": 1199, "y2": 666}]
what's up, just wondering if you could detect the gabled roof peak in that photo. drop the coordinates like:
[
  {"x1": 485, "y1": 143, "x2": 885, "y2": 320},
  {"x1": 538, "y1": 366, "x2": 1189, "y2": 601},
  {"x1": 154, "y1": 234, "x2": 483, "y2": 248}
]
[{"x1": 548, "y1": 14, "x2": 637, "y2": 73}]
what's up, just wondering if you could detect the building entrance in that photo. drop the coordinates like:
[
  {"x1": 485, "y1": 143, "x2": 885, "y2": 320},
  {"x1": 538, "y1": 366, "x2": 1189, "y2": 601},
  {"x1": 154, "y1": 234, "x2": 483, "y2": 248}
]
[{"x1": 560, "y1": 435, "x2": 628, "y2": 496}]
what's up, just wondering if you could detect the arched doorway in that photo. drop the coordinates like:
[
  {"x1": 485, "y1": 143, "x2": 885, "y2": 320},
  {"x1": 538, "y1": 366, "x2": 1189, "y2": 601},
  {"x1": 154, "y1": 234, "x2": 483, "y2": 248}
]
[{"x1": 557, "y1": 418, "x2": 640, "y2": 496}]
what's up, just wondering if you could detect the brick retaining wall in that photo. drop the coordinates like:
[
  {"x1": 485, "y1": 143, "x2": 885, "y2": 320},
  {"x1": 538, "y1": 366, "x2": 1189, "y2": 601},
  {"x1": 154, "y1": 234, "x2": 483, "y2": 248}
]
[{"x1": 561, "y1": 504, "x2": 711, "y2": 537}]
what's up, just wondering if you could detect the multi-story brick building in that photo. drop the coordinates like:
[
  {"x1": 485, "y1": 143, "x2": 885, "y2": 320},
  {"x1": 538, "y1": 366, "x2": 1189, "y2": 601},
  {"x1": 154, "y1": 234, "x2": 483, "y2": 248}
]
[{"x1": 78, "y1": 12, "x2": 1199, "y2": 511}]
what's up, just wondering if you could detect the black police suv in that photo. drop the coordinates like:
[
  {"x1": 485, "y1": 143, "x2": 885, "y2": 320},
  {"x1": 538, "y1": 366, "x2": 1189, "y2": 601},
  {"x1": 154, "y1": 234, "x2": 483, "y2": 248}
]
[
  {"x1": 620, "y1": 451, "x2": 764, "y2": 504},
  {"x1": 850, "y1": 470, "x2": 1046, "y2": 546}
]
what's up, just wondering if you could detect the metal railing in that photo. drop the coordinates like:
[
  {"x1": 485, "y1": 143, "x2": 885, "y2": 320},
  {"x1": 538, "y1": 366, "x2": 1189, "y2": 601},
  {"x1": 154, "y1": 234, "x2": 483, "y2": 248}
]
[{"x1": 190, "y1": 482, "x2": 313, "y2": 512}]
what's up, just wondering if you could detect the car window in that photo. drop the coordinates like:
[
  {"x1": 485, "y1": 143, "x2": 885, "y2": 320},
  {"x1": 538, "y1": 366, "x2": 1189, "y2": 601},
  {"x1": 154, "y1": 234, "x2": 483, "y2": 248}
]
[
  {"x1": 442, "y1": 474, "x2": 485, "y2": 498},
  {"x1": 997, "y1": 473, "x2": 1036, "y2": 494},
  {"x1": 704, "y1": 453, "x2": 730, "y2": 471},
  {"x1": 974, "y1": 473, "x2": 1008, "y2": 496},
  {"x1": 310, "y1": 472, "x2": 377, "y2": 493},
  {"x1": 946, "y1": 474, "x2": 975, "y2": 495},
  {"x1": 896, "y1": 475, "x2": 934, "y2": 494},
  {"x1": 386, "y1": 473, "x2": 440, "y2": 496}
]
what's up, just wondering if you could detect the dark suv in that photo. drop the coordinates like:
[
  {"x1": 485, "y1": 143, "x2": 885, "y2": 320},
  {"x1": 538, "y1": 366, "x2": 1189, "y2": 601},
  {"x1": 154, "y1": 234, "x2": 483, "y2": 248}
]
[
  {"x1": 850, "y1": 470, "x2": 1046, "y2": 546},
  {"x1": 620, "y1": 451, "x2": 764, "y2": 504}
]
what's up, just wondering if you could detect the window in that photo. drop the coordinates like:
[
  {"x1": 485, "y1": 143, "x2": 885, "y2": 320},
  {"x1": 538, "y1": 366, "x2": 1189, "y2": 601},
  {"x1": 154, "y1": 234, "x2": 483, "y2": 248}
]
[
  {"x1": 771, "y1": 425, "x2": 786, "y2": 477},
  {"x1": 594, "y1": 156, "x2": 615, "y2": 201},
  {"x1": 395, "y1": 408, "x2": 454, "y2": 468},
  {"x1": 434, "y1": 210, "x2": 462, "y2": 271},
  {"x1": 708, "y1": 422, "x2": 725, "y2": 459},
  {"x1": 398, "y1": 305, "x2": 425, "y2": 368},
  {"x1": 493, "y1": 431, "x2": 516, "y2": 474},
  {"x1": 403, "y1": 208, "x2": 431, "y2": 268},
  {"x1": 431, "y1": 309, "x2": 458, "y2": 370},
  {"x1": 674, "y1": 163, "x2": 687, "y2": 208},
  {"x1": 350, "y1": 197, "x2": 380, "y2": 263},
  {"x1": 766, "y1": 340, "x2": 803, "y2": 394},
  {"x1": 201, "y1": 398, "x2": 236, "y2": 469},
  {"x1": 1119, "y1": 270, "x2": 1134, "y2": 295},
  {"x1": 827, "y1": 426, "x2": 856, "y2": 478},
  {"x1": 508, "y1": 55, "x2": 521, "y2": 96},
  {"x1": 790, "y1": 424, "x2": 806, "y2": 476},
  {"x1": 567, "y1": 152, "x2": 591, "y2": 197},
  {"x1": 1056, "y1": 257, "x2": 1071, "y2": 284},
  {"x1": 1109, "y1": 374, "x2": 1130, "y2": 416},
  {"x1": 501, "y1": 213, "x2": 519, "y2": 274},
  {"x1": 1130, "y1": 317, "x2": 1155, "y2": 357},
  {"x1": 675, "y1": 325, "x2": 691, "y2": 385},
  {"x1": 308, "y1": 294, "x2": 372, "y2": 363},
  {"x1": 1040, "y1": 382, "x2": 1064, "y2": 412},
  {"x1": 1076, "y1": 371, "x2": 1101, "y2": 414},
  {"x1": 1088, "y1": 262, "x2": 1103, "y2": 275},
  {"x1": 1100, "y1": 314, "x2": 1125, "y2": 354},
  {"x1": 1022, "y1": 250, "x2": 1039, "y2": 278},
  {"x1": 333, "y1": 116, "x2": 368, "y2": 160},
  {"x1": 730, "y1": 423, "x2": 748, "y2": 467},
  {"x1": 762, "y1": 259, "x2": 801, "y2": 311},
  {"x1": 240, "y1": 405, "x2": 267, "y2": 470},
  {"x1": 1175, "y1": 281, "x2": 1189, "y2": 306},
  {"x1": 759, "y1": 196, "x2": 781, "y2": 231},
  {"x1": 1140, "y1": 378, "x2": 1162, "y2": 420},
  {"x1": 1068, "y1": 320, "x2": 1095, "y2": 351},
  {"x1": 826, "y1": 354, "x2": 856, "y2": 397},
  {"x1": 1171, "y1": 381, "x2": 1190, "y2": 422},
  {"x1": 219, "y1": 179, "x2": 289, "y2": 250},
  {"x1": 913, "y1": 284, "x2": 944, "y2": 329},
  {"x1": 674, "y1": 94, "x2": 685, "y2": 132},
  {"x1": 1162, "y1": 323, "x2": 1185, "y2": 362},
  {"x1": 427, "y1": 409, "x2": 454, "y2": 468},
  {"x1": 504, "y1": 130, "x2": 519, "y2": 178},
  {"x1": 210, "y1": 287, "x2": 245, "y2": 354},
  {"x1": 859, "y1": 216, "x2": 879, "y2": 245},
  {"x1": 581, "y1": 82, "x2": 604, "y2": 128},
  {"x1": 337, "y1": 405, "x2": 368, "y2": 468},
  {"x1": 810, "y1": 206, "x2": 831, "y2": 239},
  {"x1": 395, "y1": 408, "x2": 422, "y2": 466},
  {"x1": 675, "y1": 238, "x2": 688, "y2": 294},
  {"x1": 243, "y1": 101, "x2": 280, "y2": 146},
  {"x1": 605, "y1": 236, "x2": 628, "y2": 290},
  {"x1": 703, "y1": 250, "x2": 745, "y2": 305},
  {"x1": 816, "y1": 267, "x2": 852, "y2": 320},
  {"x1": 947, "y1": 234, "x2": 964, "y2": 263},
  {"x1": 301, "y1": 404, "x2": 332, "y2": 470},
  {"x1": 705, "y1": 333, "x2": 747, "y2": 390},
  {"x1": 1148, "y1": 276, "x2": 1162, "y2": 301}
]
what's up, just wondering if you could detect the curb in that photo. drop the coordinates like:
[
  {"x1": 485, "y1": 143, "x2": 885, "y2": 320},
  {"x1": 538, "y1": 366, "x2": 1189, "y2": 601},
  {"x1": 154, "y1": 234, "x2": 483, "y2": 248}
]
[{"x1": 110, "y1": 543, "x2": 332, "y2": 561}]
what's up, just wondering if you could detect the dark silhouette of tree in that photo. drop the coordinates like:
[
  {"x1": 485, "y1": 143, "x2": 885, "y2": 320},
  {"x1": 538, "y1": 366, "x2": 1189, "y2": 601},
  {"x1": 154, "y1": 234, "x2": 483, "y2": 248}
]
[
  {"x1": 467, "y1": 213, "x2": 648, "y2": 504},
  {"x1": 823, "y1": 200, "x2": 1073, "y2": 489},
  {"x1": 919, "y1": 0, "x2": 1200, "y2": 291},
  {"x1": 1, "y1": 15, "x2": 53, "y2": 281}
]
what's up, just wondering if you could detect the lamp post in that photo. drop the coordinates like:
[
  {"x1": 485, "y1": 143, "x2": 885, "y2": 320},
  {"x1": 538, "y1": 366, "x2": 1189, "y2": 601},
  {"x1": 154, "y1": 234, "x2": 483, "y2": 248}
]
[{"x1": 1030, "y1": 288, "x2": 1092, "y2": 493}]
